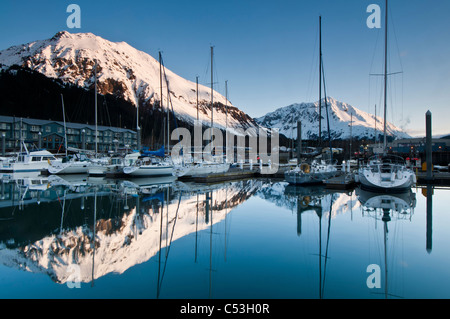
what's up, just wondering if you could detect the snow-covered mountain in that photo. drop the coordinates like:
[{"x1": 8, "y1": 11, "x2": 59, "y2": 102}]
[
  {"x1": 255, "y1": 97, "x2": 411, "y2": 140},
  {"x1": 0, "y1": 31, "x2": 259, "y2": 133}
]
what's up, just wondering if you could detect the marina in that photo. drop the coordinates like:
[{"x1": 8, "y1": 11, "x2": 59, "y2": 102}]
[{"x1": 1, "y1": 0, "x2": 450, "y2": 306}]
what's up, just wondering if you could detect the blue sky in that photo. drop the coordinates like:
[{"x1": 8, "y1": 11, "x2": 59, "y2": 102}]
[{"x1": 1, "y1": 0, "x2": 449, "y2": 136}]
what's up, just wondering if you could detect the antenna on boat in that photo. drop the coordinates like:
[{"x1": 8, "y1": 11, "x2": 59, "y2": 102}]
[{"x1": 383, "y1": 0, "x2": 388, "y2": 155}]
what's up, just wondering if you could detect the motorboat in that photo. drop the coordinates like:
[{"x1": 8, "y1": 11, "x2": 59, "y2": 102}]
[{"x1": 0, "y1": 148, "x2": 59, "y2": 173}]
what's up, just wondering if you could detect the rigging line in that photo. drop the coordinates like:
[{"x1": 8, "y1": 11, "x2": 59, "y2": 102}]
[
  {"x1": 305, "y1": 25, "x2": 319, "y2": 102},
  {"x1": 368, "y1": 26, "x2": 381, "y2": 114},
  {"x1": 160, "y1": 57, "x2": 179, "y2": 131},
  {"x1": 103, "y1": 96, "x2": 112, "y2": 128},
  {"x1": 389, "y1": 0, "x2": 404, "y2": 73},
  {"x1": 321, "y1": 57, "x2": 333, "y2": 159},
  {"x1": 321, "y1": 194, "x2": 334, "y2": 297},
  {"x1": 158, "y1": 191, "x2": 182, "y2": 292}
]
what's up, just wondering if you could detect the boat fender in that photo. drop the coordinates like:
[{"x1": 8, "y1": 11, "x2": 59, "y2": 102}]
[
  {"x1": 300, "y1": 163, "x2": 310, "y2": 174},
  {"x1": 300, "y1": 196, "x2": 311, "y2": 208}
]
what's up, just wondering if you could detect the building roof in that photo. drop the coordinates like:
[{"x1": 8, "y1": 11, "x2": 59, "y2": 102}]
[{"x1": 0, "y1": 115, "x2": 136, "y2": 134}]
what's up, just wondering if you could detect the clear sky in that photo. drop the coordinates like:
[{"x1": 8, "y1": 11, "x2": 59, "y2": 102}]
[{"x1": 1, "y1": 0, "x2": 449, "y2": 136}]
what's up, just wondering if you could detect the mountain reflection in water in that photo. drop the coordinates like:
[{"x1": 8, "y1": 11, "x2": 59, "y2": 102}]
[
  {"x1": 0, "y1": 173, "x2": 260, "y2": 285},
  {"x1": 0, "y1": 173, "x2": 447, "y2": 299}
]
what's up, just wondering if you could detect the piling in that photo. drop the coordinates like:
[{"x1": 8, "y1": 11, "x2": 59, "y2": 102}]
[
  {"x1": 426, "y1": 111, "x2": 433, "y2": 181},
  {"x1": 297, "y1": 121, "x2": 302, "y2": 160},
  {"x1": 426, "y1": 185, "x2": 433, "y2": 253},
  {"x1": 82, "y1": 129, "x2": 86, "y2": 150},
  {"x1": 1, "y1": 133, "x2": 5, "y2": 156}
]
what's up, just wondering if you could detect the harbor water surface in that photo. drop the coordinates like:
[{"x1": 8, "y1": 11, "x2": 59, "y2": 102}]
[{"x1": 0, "y1": 174, "x2": 449, "y2": 299}]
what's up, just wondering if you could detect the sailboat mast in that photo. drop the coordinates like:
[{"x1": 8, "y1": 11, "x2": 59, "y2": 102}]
[
  {"x1": 210, "y1": 46, "x2": 214, "y2": 130},
  {"x1": 159, "y1": 51, "x2": 165, "y2": 154},
  {"x1": 225, "y1": 80, "x2": 228, "y2": 131},
  {"x1": 210, "y1": 46, "x2": 214, "y2": 158},
  {"x1": 319, "y1": 16, "x2": 322, "y2": 145},
  {"x1": 383, "y1": 0, "x2": 388, "y2": 155},
  {"x1": 196, "y1": 76, "x2": 199, "y2": 121},
  {"x1": 94, "y1": 60, "x2": 98, "y2": 157}
]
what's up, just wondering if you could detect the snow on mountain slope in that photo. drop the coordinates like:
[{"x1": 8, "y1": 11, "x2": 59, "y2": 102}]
[
  {"x1": 255, "y1": 97, "x2": 410, "y2": 140},
  {"x1": 0, "y1": 31, "x2": 259, "y2": 132}
]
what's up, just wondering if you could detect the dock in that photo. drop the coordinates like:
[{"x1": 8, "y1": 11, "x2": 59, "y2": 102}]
[
  {"x1": 416, "y1": 172, "x2": 450, "y2": 186},
  {"x1": 190, "y1": 167, "x2": 258, "y2": 183},
  {"x1": 322, "y1": 173, "x2": 356, "y2": 190}
]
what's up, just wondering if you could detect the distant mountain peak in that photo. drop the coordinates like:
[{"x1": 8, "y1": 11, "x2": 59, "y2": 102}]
[{"x1": 255, "y1": 97, "x2": 410, "y2": 140}]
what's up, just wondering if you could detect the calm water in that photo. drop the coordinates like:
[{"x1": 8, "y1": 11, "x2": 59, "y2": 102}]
[{"x1": 0, "y1": 173, "x2": 449, "y2": 299}]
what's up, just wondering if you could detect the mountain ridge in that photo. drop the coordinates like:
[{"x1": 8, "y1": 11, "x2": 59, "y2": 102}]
[
  {"x1": 0, "y1": 30, "x2": 259, "y2": 134},
  {"x1": 255, "y1": 97, "x2": 411, "y2": 140}
]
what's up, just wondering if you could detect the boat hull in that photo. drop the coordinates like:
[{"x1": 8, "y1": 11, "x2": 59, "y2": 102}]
[
  {"x1": 357, "y1": 168, "x2": 416, "y2": 193},
  {"x1": 48, "y1": 162, "x2": 90, "y2": 175},
  {"x1": 123, "y1": 165, "x2": 174, "y2": 177},
  {"x1": 1, "y1": 161, "x2": 52, "y2": 173}
]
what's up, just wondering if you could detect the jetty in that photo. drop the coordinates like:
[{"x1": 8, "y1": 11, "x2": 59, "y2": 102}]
[{"x1": 322, "y1": 173, "x2": 356, "y2": 190}]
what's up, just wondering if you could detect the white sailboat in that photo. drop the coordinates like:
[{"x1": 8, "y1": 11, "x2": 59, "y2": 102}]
[
  {"x1": 105, "y1": 151, "x2": 140, "y2": 177},
  {"x1": 356, "y1": 0, "x2": 415, "y2": 192},
  {"x1": 123, "y1": 156, "x2": 174, "y2": 177},
  {"x1": 285, "y1": 16, "x2": 339, "y2": 185},
  {"x1": 88, "y1": 61, "x2": 108, "y2": 177},
  {"x1": 48, "y1": 94, "x2": 94, "y2": 175},
  {"x1": 122, "y1": 52, "x2": 174, "y2": 177},
  {"x1": 173, "y1": 46, "x2": 230, "y2": 178},
  {"x1": 47, "y1": 152, "x2": 91, "y2": 175}
]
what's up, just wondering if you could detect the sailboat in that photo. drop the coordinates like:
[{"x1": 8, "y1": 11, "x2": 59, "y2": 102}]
[
  {"x1": 356, "y1": 0, "x2": 416, "y2": 192},
  {"x1": 48, "y1": 71, "x2": 104, "y2": 176},
  {"x1": 88, "y1": 62, "x2": 108, "y2": 177},
  {"x1": 285, "y1": 16, "x2": 339, "y2": 185},
  {"x1": 173, "y1": 46, "x2": 230, "y2": 178},
  {"x1": 122, "y1": 52, "x2": 173, "y2": 178}
]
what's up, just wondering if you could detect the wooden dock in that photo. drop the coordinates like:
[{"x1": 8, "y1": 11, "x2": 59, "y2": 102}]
[
  {"x1": 191, "y1": 168, "x2": 257, "y2": 183},
  {"x1": 322, "y1": 173, "x2": 356, "y2": 190},
  {"x1": 417, "y1": 172, "x2": 450, "y2": 185}
]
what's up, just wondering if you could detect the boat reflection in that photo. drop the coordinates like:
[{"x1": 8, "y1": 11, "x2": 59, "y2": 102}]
[
  {"x1": 0, "y1": 174, "x2": 259, "y2": 289},
  {"x1": 356, "y1": 186, "x2": 416, "y2": 299}
]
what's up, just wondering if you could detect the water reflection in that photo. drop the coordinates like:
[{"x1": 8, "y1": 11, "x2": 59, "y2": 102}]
[
  {"x1": 0, "y1": 173, "x2": 259, "y2": 289},
  {"x1": 0, "y1": 172, "x2": 446, "y2": 299},
  {"x1": 355, "y1": 186, "x2": 416, "y2": 299}
]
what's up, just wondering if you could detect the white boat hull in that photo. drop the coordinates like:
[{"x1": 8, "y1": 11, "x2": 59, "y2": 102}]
[
  {"x1": 123, "y1": 165, "x2": 174, "y2": 177},
  {"x1": 1, "y1": 162, "x2": 50, "y2": 173},
  {"x1": 48, "y1": 162, "x2": 90, "y2": 175},
  {"x1": 357, "y1": 168, "x2": 416, "y2": 192}
]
